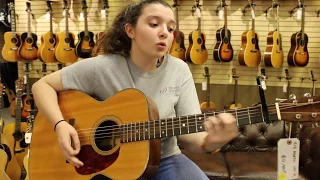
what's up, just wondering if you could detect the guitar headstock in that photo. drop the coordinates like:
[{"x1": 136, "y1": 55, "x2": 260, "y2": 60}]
[
  {"x1": 42, "y1": 63, "x2": 47, "y2": 73},
  {"x1": 173, "y1": 0, "x2": 178, "y2": 7},
  {"x1": 46, "y1": 1, "x2": 53, "y2": 13},
  {"x1": 203, "y1": 67, "x2": 210, "y2": 78},
  {"x1": 15, "y1": 78, "x2": 24, "y2": 93},
  {"x1": 285, "y1": 69, "x2": 291, "y2": 80},
  {"x1": 26, "y1": 2, "x2": 31, "y2": 13},
  {"x1": 103, "y1": 0, "x2": 109, "y2": 10},
  {"x1": 220, "y1": 0, "x2": 227, "y2": 7},
  {"x1": 63, "y1": 0, "x2": 69, "y2": 11},
  {"x1": 275, "y1": 96, "x2": 320, "y2": 123},
  {"x1": 310, "y1": 70, "x2": 316, "y2": 81},
  {"x1": 82, "y1": 0, "x2": 88, "y2": 11}
]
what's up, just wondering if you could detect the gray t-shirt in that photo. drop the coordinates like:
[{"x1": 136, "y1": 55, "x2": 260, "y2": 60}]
[{"x1": 61, "y1": 53, "x2": 201, "y2": 158}]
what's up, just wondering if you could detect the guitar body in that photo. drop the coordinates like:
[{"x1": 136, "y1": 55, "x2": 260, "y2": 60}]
[
  {"x1": 3, "y1": 122, "x2": 29, "y2": 169},
  {"x1": 0, "y1": 149, "x2": 10, "y2": 180},
  {"x1": 9, "y1": 102, "x2": 16, "y2": 117},
  {"x1": 169, "y1": 30, "x2": 186, "y2": 61},
  {"x1": 238, "y1": 30, "x2": 261, "y2": 67},
  {"x1": 55, "y1": 32, "x2": 78, "y2": 63},
  {"x1": 287, "y1": 31, "x2": 309, "y2": 67},
  {"x1": 5, "y1": 88, "x2": 16, "y2": 117},
  {"x1": 39, "y1": 32, "x2": 58, "y2": 63},
  {"x1": 264, "y1": 30, "x2": 283, "y2": 68},
  {"x1": 200, "y1": 102, "x2": 215, "y2": 113},
  {"x1": 229, "y1": 103, "x2": 242, "y2": 109},
  {"x1": 18, "y1": 32, "x2": 38, "y2": 61},
  {"x1": 24, "y1": 155, "x2": 29, "y2": 180},
  {"x1": 21, "y1": 94, "x2": 34, "y2": 119},
  {"x1": 213, "y1": 27, "x2": 233, "y2": 62},
  {"x1": 37, "y1": 35, "x2": 44, "y2": 62},
  {"x1": 75, "y1": 31, "x2": 95, "y2": 58},
  {"x1": 2, "y1": 32, "x2": 21, "y2": 62},
  {"x1": 0, "y1": 133, "x2": 22, "y2": 180},
  {"x1": 185, "y1": 30, "x2": 208, "y2": 64},
  {"x1": 29, "y1": 89, "x2": 160, "y2": 180}
]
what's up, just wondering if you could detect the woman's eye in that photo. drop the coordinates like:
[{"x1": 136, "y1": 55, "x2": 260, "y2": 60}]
[
  {"x1": 149, "y1": 23, "x2": 158, "y2": 27},
  {"x1": 168, "y1": 28, "x2": 174, "y2": 33}
]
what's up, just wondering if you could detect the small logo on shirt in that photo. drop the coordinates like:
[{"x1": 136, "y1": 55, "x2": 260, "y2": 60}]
[{"x1": 160, "y1": 86, "x2": 180, "y2": 96}]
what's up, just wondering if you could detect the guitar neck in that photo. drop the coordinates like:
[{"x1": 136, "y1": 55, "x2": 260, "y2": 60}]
[
  {"x1": 198, "y1": 16, "x2": 201, "y2": 37},
  {"x1": 49, "y1": 11, "x2": 53, "y2": 38},
  {"x1": 84, "y1": 10, "x2": 89, "y2": 36},
  {"x1": 224, "y1": 6, "x2": 228, "y2": 36},
  {"x1": 301, "y1": 6, "x2": 305, "y2": 40},
  {"x1": 15, "y1": 90, "x2": 23, "y2": 132},
  {"x1": 65, "y1": 10, "x2": 69, "y2": 37},
  {"x1": 119, "y1": 106, "x2": 274, "y2": 143},
  {"x1": 10, "y1": 5, "x2": 16, "y2": 35},
  {"x1": 175, "y1": 6, "x2": 180, "y2": 33},
  {"x1": 234, "y1": 79, "x2": 238, "y2": 105},
  {"x1": 27, "y1": 11, "x2": 32, "y2": 38},
  {"x1": 206, "y1": 76, "x2": 210, "y2": 105}
]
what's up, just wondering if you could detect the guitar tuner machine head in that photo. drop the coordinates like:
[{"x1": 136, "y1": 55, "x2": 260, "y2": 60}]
[{"x1": 289, "y1": 94, "x2": 297, "y2": 100}]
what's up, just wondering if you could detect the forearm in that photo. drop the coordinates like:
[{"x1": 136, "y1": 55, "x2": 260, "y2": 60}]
[
  {"x1": 32, "y1": 80, "x2": 64, "y2": 127},
  {"x1": 178, "y1": 132, "x2": 224, "y2": 154}
]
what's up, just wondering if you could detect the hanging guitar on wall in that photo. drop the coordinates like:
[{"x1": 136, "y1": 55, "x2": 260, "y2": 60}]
[
  {"x1": 75, "y1": 0, "x2": 95, "y2": 58},
  {"x1": 213, "y1": 0, "x2": 233, "y2": 62},
  {"x1": 200, "y1": 67, "x2": 215, "y2": 112},
  {"x1": 287, "y1": 0, "x2": 309, "y2": 67},
  {"x1": 225, "y1": 68, "x2": 242, "y2": 109}
]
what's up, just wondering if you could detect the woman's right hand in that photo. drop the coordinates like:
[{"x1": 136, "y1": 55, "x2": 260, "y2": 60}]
[{"x1": 55, "y1": 121, "x2": 84, "y2": 168}]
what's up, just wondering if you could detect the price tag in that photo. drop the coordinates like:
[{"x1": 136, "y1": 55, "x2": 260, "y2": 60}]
[
  {"x1": 218, "y1": 9, "x2": 224, "y2": 20},
  {"x1": 46, "y1": 13, "x2": 50, "y2": 21},
  {"x1": 79, "y1": 12, "x2": 84, "y2": 21},
  {"x1": 62, "y1": 10, "x2": 66, "y2": 17},
  {"x1": 261, "y1": 80, "x2": 267, "y2": 90},
  {"x1": 25, "y1": 132, "x2": 32, "y2": 144},
  {"x1": 202, "y1": 82, "x2": 207, "y2": 91},
  {"x1": 229, "y1": 74, "x2": 232, "y2": 84},
  {"x1": 278, "y1": 138, "x2": 300, "y2": 180},
  {"x1": 7, "y1": 14, "x2": 11, "y2": 23},
  {"x1": 101, "y1": 9, "x2": 106, "y2": 18},
  {"x1": 196, "y1": 8, "x2": 201, "y2": 18},
  {"x1": 251, "y1": 9, "x2": 255, "y2": 19},
  {"x1": 283, "y1": 83, "x2": 287, "y2": 93},
  {"x1": 297, "y1": 8, "x2": 302, "y2": 21}
]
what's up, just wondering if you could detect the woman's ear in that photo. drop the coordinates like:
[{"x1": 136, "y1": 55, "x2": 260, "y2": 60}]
[{"x1": 124, "y1": 23, "x2": 135, "y2": 39}]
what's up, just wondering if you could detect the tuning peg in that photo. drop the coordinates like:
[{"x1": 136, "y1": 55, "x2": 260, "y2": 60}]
[
  {"x1": 289, "y1": 94, "x2": 296, "y2": 100},
  {"x1": 303, "y1": 93, "x2": 312, "y2": 97}
]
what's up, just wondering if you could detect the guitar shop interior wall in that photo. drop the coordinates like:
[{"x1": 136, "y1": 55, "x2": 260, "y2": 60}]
[{"x1": 11, "y1": 0, "x2": 320, "y2": 109}]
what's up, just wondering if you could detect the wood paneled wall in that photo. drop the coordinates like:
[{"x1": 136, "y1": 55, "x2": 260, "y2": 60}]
[{"x1": 10, "y1": 0, "x2": 320, "y2": 90}]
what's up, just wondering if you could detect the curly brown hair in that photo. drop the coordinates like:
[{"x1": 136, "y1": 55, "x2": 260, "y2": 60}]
[{"x1": 92, "y1": 0, "x2": 172, "y2": 58}]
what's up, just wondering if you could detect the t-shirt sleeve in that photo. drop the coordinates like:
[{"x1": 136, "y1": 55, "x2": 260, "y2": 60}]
[
  {"x1": 60, "y1": 58, "x2": 96, "y2": 95},
  {"x1": 175, "y1": 64, "x2": 201, "y2": 117}
]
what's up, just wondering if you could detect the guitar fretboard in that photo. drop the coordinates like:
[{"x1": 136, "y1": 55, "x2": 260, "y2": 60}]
[{"x1": 119, "y1": 106, "x2": 271, "y2": 143}]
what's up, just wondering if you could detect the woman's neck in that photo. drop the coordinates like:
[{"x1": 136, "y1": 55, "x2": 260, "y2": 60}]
[{"x1": 130, "y1": 48, "x2": 163, "y2": 72}]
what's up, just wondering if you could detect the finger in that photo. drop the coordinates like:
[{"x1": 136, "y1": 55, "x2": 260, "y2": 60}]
[
  {"x1": 209, "y1": 116, "x2": 221, "y2": 129},
  {"x1": 60, "y1": 137, "x2": 75, "y2": 157},
  {"x1": 67, "y1": 156, "x2": 84, "y2": 168},
  {"x1": 70, "y1": 131, "x2": 81, "y2": 154},
  {"x1": 217, "y1": 113, "x2": 237, "y2": 125}
]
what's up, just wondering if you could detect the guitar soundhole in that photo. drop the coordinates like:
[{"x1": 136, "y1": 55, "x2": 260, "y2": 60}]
[
  {"x1": 0, "y1": 144, "x2": 12, "y2": 162},
  {"x1": 277, "y1": 39, "x2": 280, "y2": 45},
  {"x1": 197, "y1": 38, "x2": 203, "y2": 44},
  {"x1": 94, "y1": 120, "x2": 119, "y2": 152},
  {"x1": 26, "y1": 38, "x2": 33, "y2": 44},
  {"x1": 65, "y1": 37, "x2": 71, "y2": 43},
  {"x1": 20, "y1": 139, "x2": 29, "y2": 149},
  {"x1": 49, "y1": 38, "x2": 55, "y2": 44},
  {"x1": 26, "y1": 99, "x2": 33, "y2": 105},
  {"x1": 84, "y1": 36, "x2": 90, "y2": 41},
  {"x1": 11, "y1": 38, "x2": 18, "y2": 44},
  {"x1": 223, "y1": 37, "x2": 229, "y2": 44},
  {"x1": 13, "y1": 131, "x2": 24, "y2": 142},
  {"x1": 176, "y1": 36, "x2": 181, "y2": 44},
  {"x1": 90, "y1": 174, "x2": 112, "y2": 180},
  {"x1": 251, "y1": 38, "x2": 256, "y2": 44}
]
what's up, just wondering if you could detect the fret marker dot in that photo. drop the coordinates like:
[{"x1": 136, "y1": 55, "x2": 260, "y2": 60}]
[
  {"x1": 199, "y1": 117, "x2": 202, "y2": 120},
  {"x1": 162, "y1": 122, "x2": 164, "y2": 125},
  {"x1": 200, "y1": 126, "x2": 202, "y2": 129},
  {"x1": 145, "y1": 129, "x2": 148, "y2": 131},
  {"x1": 182, "y1": 124, "x2": 186, "y2": 127},
  {"x1": 162, "y1": 131, "x2": 164, "y2": 134}
]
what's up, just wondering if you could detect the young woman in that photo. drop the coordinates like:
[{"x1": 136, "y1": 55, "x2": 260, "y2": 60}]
[{"x1": 32, "y1": 0, "x2": 238, "y2": 179}]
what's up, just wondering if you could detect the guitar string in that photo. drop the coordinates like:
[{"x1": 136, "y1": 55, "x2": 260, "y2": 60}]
[
  {"x1": 75, "y1": 102, "x2": 315, "y2": 139},
  {"x1": 74, "y1": 102, "x2": 301, "y2": 134}
]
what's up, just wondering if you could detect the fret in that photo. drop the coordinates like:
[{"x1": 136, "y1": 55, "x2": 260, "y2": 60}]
[
  {"x1": 235, "y1": 109, "x2": 239, "y2": 126},
  {"x1": 159, "y1": 119, "x2": 161, "y2": 138},
  {"x1": 195, "y1": 114, "x2": 198, "y2": 132},
  {"x1": 138, "y1": 122, "x2": 140, "y2": 141},
  {"x1": 134, "y1": 122, "x2": 137, "y2": 142},
  {"x1": 260, "y1": 106, "x2": 265, "y2": 122},
  {"x1": 148, "y1": 121, "x2": 150, "y2": 139},
  {"x1": 126, "y1": 124, "x2": 129, "y2": 142},
  {"x1": 179, "y1": 116, "x2": 182, "y2": 135},
  {"x1": 153, "y1": 120, "x2": 156, "y2": 139},
  {"x1": 130, "y1": 123, "x2": 132, "y2": 142},
  {"x1": 172, "y1": 117, "x2": 174, "y2": 136},
  {"x1": 247, "y1": 107, "x2": 252, "y2": 124},
  {"x1": 165, "y1": 118, "x2": 168, "y2": 137},
  {"x1": 187, "y1": 115, "x2": 189, "y2": 134}
]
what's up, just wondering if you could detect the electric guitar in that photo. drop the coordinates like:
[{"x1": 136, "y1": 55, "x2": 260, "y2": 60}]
[
  {"x1": 75, "y1": 0, "x2": 95, "y2": 58},
  {"x1": 38, "y1": 0, "x2": 58, "y2": 63},
  {"x1": 55, "y1": 0, "x2": 78, "y2": 63},
  {"x1": 287, "y1": 0, "x2": 309, "y2": 67},
  {"x1": 29, "y1": 89, "x2": 320, "y2": 179},
  {"x1": 169, "y1": 0, "x2": 186, "y2": 61},
  {"x1": 238, "y1": 0, "x2": 261, "y2": 67},
  {"x1": 200, "y1": 67, "x2": 215, "y2": 112},
  {"x1": 3, "y1": 78, "x2": 29, "y2": 171},
  {"x1": 94, "y1": 0, "x2": 109, "y2": 56},
  {"x1": 185, "y1": 0, "x2": 208, "y2": 64},
  {"x1": 2, "y1": 2, "x2": 21, "y2": 62},
  {"x1": 18, "y1": 2, "x2": 38, "y2": 61},
  {"x1": 0, "y1": 82, "x2": 22, "y2": 180},
  {"x1": 213, "y1": 0, "x2": 233, "y2": 62},
  {"x1": 264, "y1": 0, "x2": 283, "y2": 68},
  {"x1": 225, "y1": 68, "x2": 242, "y2": 109}
]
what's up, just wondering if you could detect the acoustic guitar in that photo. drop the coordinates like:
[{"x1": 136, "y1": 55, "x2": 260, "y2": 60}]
[
  {"x1": 94, "y1": 0, "x2": 109, "y2": 56},
  {"x1": 185, "y1": 0, "x2": 208, "y2": 64},
  {"x1": 75, "y1": 0, "x2": 95, "y2": 58},
  {"x1": 200, "y1": 67, "x2": 215, "y2": 112},
  {"x1": 213, "y1": 0, "x2": 233, "y2": 62},
  {"x1": 38, "y1": 0, "x2": 58, "y2": 63},
  {"x1": 0, "y1": 84, "x2": 22, "y2": 180},
  {"x1": 169, "y1": 0, "x2": 186, "y2": 61},
  {"x1": 2, "y1": 2, "x2": 21, "y2": 62},
  {"x1": 21, "y1": 63, "x2": 34, "y2": 120},
  {"x1": 18, "y1": 2, "x2": 38, "y2": 61},
  {"x1": 55, "y1": 0, "x2": 78, "y2": 63},
  {"x1": 287, "y1": 0, "x2": 309, "y2": 67},
  {"x1": 225, "y1": 68, "x2": 242, "y2": 109},
  {"x1": 3, "y1": 78, "x2": 29, "y2": 170},
  {"x1": 238, "y1": 0, "x2": 261, "y2": 67},
  {"x1": 29, "y1": 89, "x2": 320, "y2": 179},
  {"x1": 264, "y1": 0, "x2": 283, "y2": 68}
]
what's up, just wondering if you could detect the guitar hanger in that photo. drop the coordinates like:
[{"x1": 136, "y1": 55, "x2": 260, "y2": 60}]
[
  {"x1": 264, "y1": 0, "x2": 280, "y2": 17},
  {"x1": 316, "y1": 9, "x2": 320, "y2": 17},
  {"x1": 289, "y1": 0, "x2": 306, "y2": 17},
  {"x1": 242, "y1": 0, "x2": 255, "y2": 16},
  {"x1": 215, "y1": 0, "x2": 227, "y2": 15}
]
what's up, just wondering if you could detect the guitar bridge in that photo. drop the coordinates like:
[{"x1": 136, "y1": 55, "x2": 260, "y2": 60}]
[
  {"x1": 251, "y1": 49, "x2": 258, "y2": 53},
  {"x1": 10, "y1": 48, "x2": 18, "y2": 50},
  {"x1": 224, "y1": 49, "x2": 230, "y2": 52},
  {"x1": 63, "y1": 48, "x2": 72, "y2": 51},
  {"x1": 83, "y1": 48, "x2": 92, "y2": 50},
  {"x1": 48, "y1": 48, "x2": 55, "y2": 51},
  {"x1": 26, "y1": 48, "x2": 34, "y2": 50},
  {"x1": 196, "y1": 49, "x2": 204, "y2": 52},
  {"x1": 300, "y1": 52, "x2": 305, "y2": 55}
]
